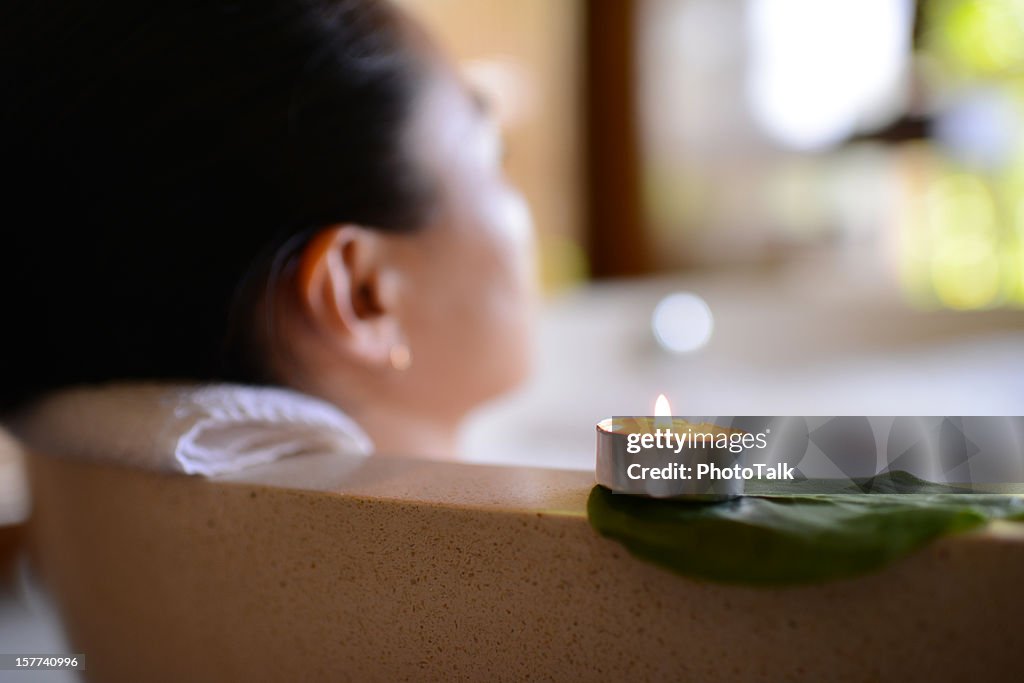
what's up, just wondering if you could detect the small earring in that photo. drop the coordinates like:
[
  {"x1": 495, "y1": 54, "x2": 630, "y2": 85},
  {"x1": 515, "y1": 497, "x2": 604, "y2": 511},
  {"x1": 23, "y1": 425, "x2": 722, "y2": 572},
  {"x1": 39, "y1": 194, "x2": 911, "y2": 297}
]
[{"x1": 389, "y1": 343, "x2": 412, "y2": 371}]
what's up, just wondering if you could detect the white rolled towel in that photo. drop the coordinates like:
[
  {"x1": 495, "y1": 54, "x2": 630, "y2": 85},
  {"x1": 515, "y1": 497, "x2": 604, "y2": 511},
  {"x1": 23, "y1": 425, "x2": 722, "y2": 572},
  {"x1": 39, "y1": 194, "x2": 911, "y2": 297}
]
[{"x1": 12, "y1": 383, "x2": 373, "y2": 476}]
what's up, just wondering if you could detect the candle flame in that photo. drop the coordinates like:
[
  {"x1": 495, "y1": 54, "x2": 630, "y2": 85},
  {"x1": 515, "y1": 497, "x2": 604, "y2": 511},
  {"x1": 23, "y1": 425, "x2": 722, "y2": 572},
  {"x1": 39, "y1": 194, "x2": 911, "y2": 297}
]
[{"x1": 654, "y1": 393, "x2": 671, "y2": 417}]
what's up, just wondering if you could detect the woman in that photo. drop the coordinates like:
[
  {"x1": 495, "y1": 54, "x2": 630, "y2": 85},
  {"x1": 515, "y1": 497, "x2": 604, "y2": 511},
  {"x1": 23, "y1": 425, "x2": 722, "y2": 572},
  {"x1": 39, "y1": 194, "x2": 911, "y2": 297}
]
[{"x1": 0, "y1": 0, "x2": 536, "y2": 459}]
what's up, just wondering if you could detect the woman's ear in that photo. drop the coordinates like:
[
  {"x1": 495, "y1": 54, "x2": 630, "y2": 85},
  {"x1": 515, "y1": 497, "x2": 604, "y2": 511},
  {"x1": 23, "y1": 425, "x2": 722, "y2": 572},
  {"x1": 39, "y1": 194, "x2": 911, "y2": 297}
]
[{"x1": 293, "y1": 225, "x2": 404, "y2": 367}]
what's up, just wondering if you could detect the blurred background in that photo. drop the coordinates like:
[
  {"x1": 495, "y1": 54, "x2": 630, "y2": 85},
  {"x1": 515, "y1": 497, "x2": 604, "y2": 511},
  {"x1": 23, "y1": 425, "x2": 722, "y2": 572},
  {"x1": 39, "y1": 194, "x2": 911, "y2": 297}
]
[{"x1": 394, "y1": 0, "x2": 1024, "y2": 468}]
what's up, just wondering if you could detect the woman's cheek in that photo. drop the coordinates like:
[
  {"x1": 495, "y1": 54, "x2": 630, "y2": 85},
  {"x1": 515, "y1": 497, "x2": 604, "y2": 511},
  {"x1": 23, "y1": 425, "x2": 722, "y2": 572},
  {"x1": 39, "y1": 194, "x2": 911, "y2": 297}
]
[
  {"x1": 481, "y1": 186, "x2": 535, "y2": 294},
  {"x1": 497, "y1": 188, "x2": 534, "y2": 254}
]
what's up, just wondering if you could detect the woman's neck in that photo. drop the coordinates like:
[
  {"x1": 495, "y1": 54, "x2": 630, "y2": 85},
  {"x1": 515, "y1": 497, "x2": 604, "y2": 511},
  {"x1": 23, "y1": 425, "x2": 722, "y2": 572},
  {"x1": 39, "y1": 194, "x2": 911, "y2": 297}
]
[{"x1": 346, "y1": 406, "x2": 462, "y2": 461}]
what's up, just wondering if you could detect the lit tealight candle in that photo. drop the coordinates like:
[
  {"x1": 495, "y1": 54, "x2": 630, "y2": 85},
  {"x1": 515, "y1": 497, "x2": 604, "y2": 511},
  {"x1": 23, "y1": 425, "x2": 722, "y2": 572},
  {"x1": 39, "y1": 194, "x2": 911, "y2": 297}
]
[
  {"x1": 653, "y1": 393, "x2": 672, "y2": 430},
  {"x1": 595, "y1": 394, "x2": 746, "y2": 501}
]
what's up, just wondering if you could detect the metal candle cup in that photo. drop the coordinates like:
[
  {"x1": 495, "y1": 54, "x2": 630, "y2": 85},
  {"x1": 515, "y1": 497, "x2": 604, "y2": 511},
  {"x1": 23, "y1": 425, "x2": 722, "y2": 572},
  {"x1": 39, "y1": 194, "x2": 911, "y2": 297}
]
[{"x1": 595, "y1": 417, "x2": 746, "y2": 501}]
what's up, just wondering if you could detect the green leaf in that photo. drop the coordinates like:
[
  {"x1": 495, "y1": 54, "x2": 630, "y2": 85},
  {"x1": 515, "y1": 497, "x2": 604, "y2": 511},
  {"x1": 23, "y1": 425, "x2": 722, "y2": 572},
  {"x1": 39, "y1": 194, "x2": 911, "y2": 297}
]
[{"x1": 587, "y1": 471, "x2": 1024, "y2": 586}]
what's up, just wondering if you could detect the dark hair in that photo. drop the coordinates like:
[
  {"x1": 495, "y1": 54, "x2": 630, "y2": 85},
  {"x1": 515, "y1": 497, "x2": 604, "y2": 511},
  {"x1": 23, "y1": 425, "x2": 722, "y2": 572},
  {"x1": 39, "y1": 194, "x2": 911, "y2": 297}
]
[{"x1": 0, "y1": 0, "x2": 435, "y2": 412}]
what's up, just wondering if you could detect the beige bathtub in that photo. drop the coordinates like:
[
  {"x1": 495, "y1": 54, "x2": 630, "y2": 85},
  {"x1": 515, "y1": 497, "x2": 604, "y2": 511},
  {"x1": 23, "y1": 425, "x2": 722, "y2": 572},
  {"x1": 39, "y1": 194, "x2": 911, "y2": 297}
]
[{"x1": 26, "y1": 449, "x2": 1024, "y2": 682}]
